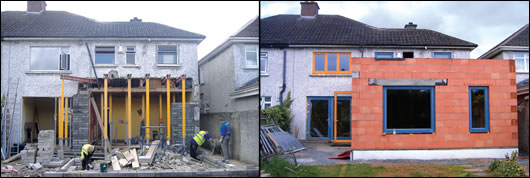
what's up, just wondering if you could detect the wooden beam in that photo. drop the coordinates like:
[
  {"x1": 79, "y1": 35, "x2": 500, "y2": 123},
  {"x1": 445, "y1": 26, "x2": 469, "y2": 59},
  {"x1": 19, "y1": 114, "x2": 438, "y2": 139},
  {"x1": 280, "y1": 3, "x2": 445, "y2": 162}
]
[
  {"x1": 60, "y1": 75, "x2": 97, "y2": 84},
  {"x1": 90, "y1": 97, "x2": 112, "y2": 153},
  {"x1": 87, "y1": 87, "x2": 190, "y2": 93}
]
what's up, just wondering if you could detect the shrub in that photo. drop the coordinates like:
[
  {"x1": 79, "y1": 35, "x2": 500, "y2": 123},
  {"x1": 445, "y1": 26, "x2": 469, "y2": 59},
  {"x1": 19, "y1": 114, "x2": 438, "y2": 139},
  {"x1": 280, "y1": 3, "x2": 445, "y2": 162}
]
[
  {"x1": 262, "y1": 91, "x2": 293, "y2": 132},
  {"x1": 488, "y1": 151, "x2": 526, "y2": 177}
]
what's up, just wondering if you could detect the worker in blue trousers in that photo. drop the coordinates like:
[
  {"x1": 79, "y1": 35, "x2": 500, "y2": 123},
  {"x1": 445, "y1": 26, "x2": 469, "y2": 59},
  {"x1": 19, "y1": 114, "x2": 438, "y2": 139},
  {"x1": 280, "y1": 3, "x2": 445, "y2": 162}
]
[{"x1": 219, "y1": 118, "x2": 231, "y2": 163}]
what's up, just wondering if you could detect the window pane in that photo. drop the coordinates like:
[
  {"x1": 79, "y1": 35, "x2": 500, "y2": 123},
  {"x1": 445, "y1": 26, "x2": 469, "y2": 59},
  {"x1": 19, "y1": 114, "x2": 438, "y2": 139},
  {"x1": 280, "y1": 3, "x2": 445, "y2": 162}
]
[
  {"x1": 245, "y1": 46, "x2": 257, "y2": 52},
  {"x1": 339, "y1": 54, "x2": 349, "y2": 71},
  {"x1": 387, "y1": 89, "x2": 431, "y2": 129},
  {"x1": 471, "y1": 89, "x2": 486, "y2": 128},
  {"x1": 434, "y1": 52, "x2": 451, "y2": 59},
  {"x1": 315, "y1": 54, "x2": 325, "y2": 71},
  {"x1": 126, "y1": 53, "x2": 135, "y2": 64},
  {"x1": 264, "y1": 96, "x2": 271, "y2": 102},
  {"x1": 158, "y1": 46, "x2": 176, "y2": 52},
  {"x1": 327, "y1": 53, "x2": 337, "y2": 71},
  {"x1": 336, "y1": 99, "x2": 351, "y2": 138},
  {"x1": 95, "y1": 47, "x2": 114, "y2": 64},
  {"x1": 515, "y1": 58, "x2": 525, "y2": 72},
  {"x1": 310, "y1": 100, "x2": 328, "y2": 137},
  {"x1": 260, "y1": 52, "x2": 267, "y2": 72},
  {"x1": 158, "y1": 52, "x2": 176, "y2": 64},
  {"x1": 31, "y1": 47, "x2": 59, "y2": 70},
  {"x1": 375, "y1": 52, "x2": 393, "y2": 59},
  {"x1": 265, "y1": 104, "x2": 271, "y2": 109},
  {"x1": 95, "y1": 46, "x2": 114, "y2": 52},
  {"x1": 246, "y1": 51, "x2": 258, "y2": 66}
]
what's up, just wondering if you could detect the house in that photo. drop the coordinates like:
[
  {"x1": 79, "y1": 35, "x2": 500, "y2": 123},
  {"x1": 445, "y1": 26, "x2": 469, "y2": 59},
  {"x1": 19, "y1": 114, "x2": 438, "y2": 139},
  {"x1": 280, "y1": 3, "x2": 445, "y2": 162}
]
[
  {"x1": 260, "y1": 1, "x2": 518, "y2": 159},
  {"x1": 479, "y1": 24, "x2": 529, "y2": 83},
  {"x1": 517, "y1": 79, "x2": 529, "y2": 156},
  {"x1": 198, "y1": 17, "x2": 259, "y2": 164},
  {"x1": 1, "y1": 1, "x2": 205, "y2": 155}
]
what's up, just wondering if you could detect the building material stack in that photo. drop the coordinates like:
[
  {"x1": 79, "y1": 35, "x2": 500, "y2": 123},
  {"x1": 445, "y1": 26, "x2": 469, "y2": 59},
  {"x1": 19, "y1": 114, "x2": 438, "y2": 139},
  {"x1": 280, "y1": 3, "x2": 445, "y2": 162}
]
[
  {"x1": 20, "y1": 143, "x2": 37, "y2": 164},
  {"x1": 36, "y1": 130, "x2": 55, "y2": 164}
]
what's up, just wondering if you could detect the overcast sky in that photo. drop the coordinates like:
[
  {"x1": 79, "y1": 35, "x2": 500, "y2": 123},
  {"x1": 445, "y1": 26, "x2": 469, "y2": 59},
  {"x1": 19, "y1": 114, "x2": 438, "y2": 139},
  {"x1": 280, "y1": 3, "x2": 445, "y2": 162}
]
[
  {"x1": 1, "y1": 1, "x2": 258, "y2": 59},
  {"x1": 261, "y1": 1, "x2": 529, "y2": 59}
]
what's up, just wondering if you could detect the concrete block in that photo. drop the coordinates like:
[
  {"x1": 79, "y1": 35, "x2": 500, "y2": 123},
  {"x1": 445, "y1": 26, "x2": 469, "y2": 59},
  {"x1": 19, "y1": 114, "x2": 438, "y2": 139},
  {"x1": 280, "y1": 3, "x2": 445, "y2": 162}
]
[
  {"x1": 155, "y1": 170, "x2": 175, "y2": 177},
  {"x1": 117, "y1": 170, "x2": 137, "y2": 177},
  {"x1": 100, "y1": 171, "x2": 120, "y2": 177},
  {"x1": 173, "y1": 171, "x2": 194, "y2": 177}
]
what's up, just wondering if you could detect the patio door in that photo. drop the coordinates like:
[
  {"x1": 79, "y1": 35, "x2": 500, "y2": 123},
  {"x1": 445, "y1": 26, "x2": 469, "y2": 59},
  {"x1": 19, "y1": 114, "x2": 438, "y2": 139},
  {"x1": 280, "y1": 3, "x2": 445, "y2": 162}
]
[
  {"x1": 308, "y1": 97, "x2": 333, "y2": 139},
  {"x1": 334, "y1": 92, "x2": 352, "y2": 143}
]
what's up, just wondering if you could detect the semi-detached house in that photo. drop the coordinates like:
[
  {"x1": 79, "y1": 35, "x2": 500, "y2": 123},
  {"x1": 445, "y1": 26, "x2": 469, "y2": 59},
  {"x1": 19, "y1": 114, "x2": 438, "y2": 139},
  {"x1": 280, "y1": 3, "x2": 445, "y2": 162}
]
[{"x1": 260, "y1": 1, "x2": 518, "y2": 159}]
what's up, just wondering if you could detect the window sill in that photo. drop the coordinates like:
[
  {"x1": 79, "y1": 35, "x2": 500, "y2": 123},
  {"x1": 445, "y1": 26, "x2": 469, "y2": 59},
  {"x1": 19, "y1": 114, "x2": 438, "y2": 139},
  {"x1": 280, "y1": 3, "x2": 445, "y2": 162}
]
[
  {"x1": 243, "y1": 67, "x2": 259, "y2": 70},
  {"x1": 157, "y1": 64, "x2": 181, "y2": 67},
  {"x1": 309, "y1": 74, "x2": 351, "y2": 77},
  {"x1": 516, "y1": 71, "x2": 529, "y2": 74},
  {"x1": 95, "y1": 65, "x2": 118, "y2": 68},
  {"x1": 25, "y1": 70, "x2": 72, "y2": 74},
  {"x1": 123, "y1": 65, "x2": 141, "y2": 68},
  {"x1": 260, "y1": 73, "x2": 269, "y2": 77}
]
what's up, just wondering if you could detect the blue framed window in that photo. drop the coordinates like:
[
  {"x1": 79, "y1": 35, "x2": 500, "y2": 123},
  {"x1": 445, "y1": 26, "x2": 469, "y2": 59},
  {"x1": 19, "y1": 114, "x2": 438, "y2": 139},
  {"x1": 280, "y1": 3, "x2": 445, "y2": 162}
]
[
  {"x1": 469, "y1": 87, "x2": 489, "y2": 132},
  {"x1": 336, "y1": 97, "x2": 352, "y2": 140},
  {"x1": 307, "y1": 97, "x2": 333, "y2": 140},
  {"x1": 383, "y1": 86, "x2": 435, "y2": 134},
  {"x1": 375, "y1": 52, "x2": 394, "y2": 59},
  {"x1": 433, "y1": 52, "x2": 452, "y2": 59}
]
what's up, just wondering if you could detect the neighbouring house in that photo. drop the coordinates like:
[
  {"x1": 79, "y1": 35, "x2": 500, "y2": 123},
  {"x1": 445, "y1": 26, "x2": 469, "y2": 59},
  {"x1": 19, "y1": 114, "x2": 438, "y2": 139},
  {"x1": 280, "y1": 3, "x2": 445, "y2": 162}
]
[
  {"x1": 517, "y1": 79, "x2": 529, "y2": 156},
  {"x1": 479, "y1": 24, "x2": 529, "y2": 83},
  {"x1": 1, "y1": 1, "x2": 205, "y2": 156},
  {"x1": 198, "y1": 17, "x2": 259, "y2": 165},
  {"x1": 260, "y1": 1, "x2": 518, "y2": 159}
]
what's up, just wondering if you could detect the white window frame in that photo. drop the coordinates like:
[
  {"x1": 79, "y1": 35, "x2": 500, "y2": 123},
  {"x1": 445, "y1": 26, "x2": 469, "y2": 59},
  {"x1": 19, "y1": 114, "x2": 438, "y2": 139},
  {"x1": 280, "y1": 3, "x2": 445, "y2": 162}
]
[
  {"x1": 260, "y1": 52, "x2": 268, "y2": 74},
  {"x1": 125, "y1": 46, "x2": 136, "y2": 65},
  {"x1": 199, "y1": 67, "x2": 205, "y2": 84},
  {"x1": 261, "y1": 96, "x2": 272, "y2": 109},
  {"x1": 245, "y1": 45, "x2": 259, "y2": 68},
  {"x1": 157, "y1": 45, "x2": 179, "y2": 65},
  {"x1": 433, "y1": 51, "x2": 452, "y2": 59},
  {"x1": 514, "y1": 52, "x2": 529, "y2": 73},
  {"x1": 29, "y1": 46, "x2": 70, "y2": 71},
  {"x1": 95, "y1": 46, "x2": 116, "y2": 65}
]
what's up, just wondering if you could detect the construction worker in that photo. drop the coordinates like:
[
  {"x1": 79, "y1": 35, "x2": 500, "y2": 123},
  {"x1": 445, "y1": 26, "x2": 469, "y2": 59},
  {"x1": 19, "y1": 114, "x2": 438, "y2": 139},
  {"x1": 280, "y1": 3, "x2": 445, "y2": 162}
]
[
  {"x1": 137, "y1": 109, "x2": 145, "y2": 144},
  {"x1": 189, "y1": 130, "x2": 212, "y2": 160},
  {"x1": 80, "y1": 144, "x2": 95, "y2": 170},
  {"x1": 219, "y1": 118, "x2": 231, "y2": 163}
]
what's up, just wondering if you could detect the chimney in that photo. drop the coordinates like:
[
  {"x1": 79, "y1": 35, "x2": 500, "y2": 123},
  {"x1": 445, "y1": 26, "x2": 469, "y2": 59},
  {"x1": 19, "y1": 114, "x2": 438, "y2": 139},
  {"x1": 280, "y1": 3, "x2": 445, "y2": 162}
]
[
  {"x1": 27, "y1": 1, "x2": 46, "y2": 14},
  {"x1": 404, "y1": 22, "x2": 417, "y2": 29},
  {"x1": 130, "y1": 17, "x2": 142, "y2": 22},
  {"x1": 300, "y1": 1, "x2": 319, "y2": 17}
]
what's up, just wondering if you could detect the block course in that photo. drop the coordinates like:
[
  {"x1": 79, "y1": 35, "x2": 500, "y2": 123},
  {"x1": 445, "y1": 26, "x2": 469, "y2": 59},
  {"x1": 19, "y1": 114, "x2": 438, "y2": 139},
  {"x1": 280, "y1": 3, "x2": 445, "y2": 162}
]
[{"x1": 351, "y1": 58, "x2": 517, "y2": 150}]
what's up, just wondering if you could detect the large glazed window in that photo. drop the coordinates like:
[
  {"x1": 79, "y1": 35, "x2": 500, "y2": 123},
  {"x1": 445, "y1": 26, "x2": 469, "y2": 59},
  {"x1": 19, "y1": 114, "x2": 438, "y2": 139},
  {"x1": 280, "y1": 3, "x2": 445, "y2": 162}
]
[
  {"x1": 95, "y1": 46, "x2": 115, "y2": 64},
  {"x1": 312, "y1": 52, "x2": 351, "y2": 74},
  {"x1": 309, "y1": 99, "x2": 329, "y2": 138},
  {"x1": 30, "y1": 47, "x2": 70, "y2": 71},
  {"x1": 469, "y1": 86, "x2": 489, "y2": 132},
  {"x1": 384, "y1": 86, "x2": 435, "y2": 133},
  {"x1": 158, "y1": 45, "x2": 178, "y2": 64},
  {"x1": 514, "y1": 52, "x2": 529, "y2": 73}
]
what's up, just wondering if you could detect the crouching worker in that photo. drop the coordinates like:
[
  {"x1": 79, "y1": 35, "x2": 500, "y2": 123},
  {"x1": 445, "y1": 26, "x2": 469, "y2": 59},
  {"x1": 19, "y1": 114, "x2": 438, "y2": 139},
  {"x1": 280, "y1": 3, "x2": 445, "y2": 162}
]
[
  {"x1": 189, "y1": 130, "x2": 212, "y2": 160},
  {"x1": 81, "y1": 144, "x2": 95, "y2": 170}
]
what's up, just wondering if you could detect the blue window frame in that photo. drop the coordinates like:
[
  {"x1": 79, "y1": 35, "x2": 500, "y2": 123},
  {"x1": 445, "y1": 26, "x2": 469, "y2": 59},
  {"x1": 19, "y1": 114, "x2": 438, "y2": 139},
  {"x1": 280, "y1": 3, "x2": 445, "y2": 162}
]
[
  {"x1": 375, "y1": 52, "x2": 394, "y2": 59},
  {"x1": 383, "y1": 86, "x2": 435, "y2": 134},
  {"x1": 336, "y1": 97, "x2": 352, "y2": 140},
  {"x1": 307, "y1": 96, "x2": 352, "y2": 140},
  {"x1": 433, "y1": 52, "x2": 452, "y2": 59},
  {"x1": 469, "y1": 87, "x2": 490, "y2": 132}
]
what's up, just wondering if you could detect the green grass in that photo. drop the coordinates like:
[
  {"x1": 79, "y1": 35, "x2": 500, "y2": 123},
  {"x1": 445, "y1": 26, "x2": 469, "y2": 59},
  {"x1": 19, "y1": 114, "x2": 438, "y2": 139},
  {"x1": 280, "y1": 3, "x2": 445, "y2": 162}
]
[{"x1": 261, "y1": 156, "x2": 480, "y2": 177}]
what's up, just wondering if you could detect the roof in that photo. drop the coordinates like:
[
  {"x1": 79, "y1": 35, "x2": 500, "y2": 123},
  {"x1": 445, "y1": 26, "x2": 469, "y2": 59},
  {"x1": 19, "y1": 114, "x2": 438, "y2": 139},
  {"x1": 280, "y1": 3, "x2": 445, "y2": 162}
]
[
  {"x1": 233, "y1": 17, "x2": 258, "y2": 37},
  {"x1": 479, "y1": 24, "x2": 529, "y2": 59},
  {"x1": 260, "y1": 15, "x2": 477, "y2": 48},
  {"x1": 1, "y1": 11, "x2": 205, "y2": 39},
  {"x1": 518, "y1": 78, "x2": 529, "y2": 89},
  {"x1": 235, "y1": 76, "x2": 259, "y2": 91}
]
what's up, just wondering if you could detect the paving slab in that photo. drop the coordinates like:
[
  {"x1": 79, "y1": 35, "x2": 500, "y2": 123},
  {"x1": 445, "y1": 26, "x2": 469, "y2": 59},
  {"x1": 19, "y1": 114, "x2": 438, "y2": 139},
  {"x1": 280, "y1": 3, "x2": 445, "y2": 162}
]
[
  {"x1": 43, "y1": 172, "x2": 63, "y2": 177},
  {"x1": 137, "y1": 170, "x2": 156, "y2": 177},
  {"x1": 155, "y1": 170, "x2": 175, "y2": 177},
  {"x1": 100, "y1": 171, "x2": 121, "y2": 177}
]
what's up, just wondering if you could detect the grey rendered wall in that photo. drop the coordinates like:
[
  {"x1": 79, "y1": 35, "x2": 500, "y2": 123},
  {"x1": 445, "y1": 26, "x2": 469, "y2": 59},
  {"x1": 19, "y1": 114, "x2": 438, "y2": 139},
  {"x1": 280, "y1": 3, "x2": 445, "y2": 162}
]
[
  {"x1": 234, "y1": 96, "x2": 259, "y2": 112},
  {"x1": 260, "y1": 47, "x2": 471, "y2": 140},
  {"x1": 232, "y1": 43, "x2": 259, "y2": 88},
  {"x1": 1, "y1": 39, "x2": 199, "y2": 145},
  {"x1": 199, "y1": 46, "x2": 236, "y2": 113}
]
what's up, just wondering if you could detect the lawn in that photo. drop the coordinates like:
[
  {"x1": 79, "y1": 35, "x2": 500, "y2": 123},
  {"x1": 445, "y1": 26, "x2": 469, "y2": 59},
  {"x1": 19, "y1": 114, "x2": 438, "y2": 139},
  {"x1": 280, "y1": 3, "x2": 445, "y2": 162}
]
[{"x1": 261, "y1": 156, "x2": 477, "y2": 177}]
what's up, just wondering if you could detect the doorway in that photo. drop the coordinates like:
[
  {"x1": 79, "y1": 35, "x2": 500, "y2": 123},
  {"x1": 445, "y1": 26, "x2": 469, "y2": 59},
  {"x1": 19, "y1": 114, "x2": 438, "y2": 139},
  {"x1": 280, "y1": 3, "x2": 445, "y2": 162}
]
[{"x1": 307, "y1": 95, "x2": 352, "y2": 142}]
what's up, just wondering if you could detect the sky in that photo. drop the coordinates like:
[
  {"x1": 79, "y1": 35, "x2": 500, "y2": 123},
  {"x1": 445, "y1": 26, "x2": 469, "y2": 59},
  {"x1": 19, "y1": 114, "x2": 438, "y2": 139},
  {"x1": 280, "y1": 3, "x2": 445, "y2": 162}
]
[
  {"x1": 1, "y1": 1, "x2": 258, "y2": 60},
  {"x1": 261, "y1": 1, "x2": 529, "y2": 59}
]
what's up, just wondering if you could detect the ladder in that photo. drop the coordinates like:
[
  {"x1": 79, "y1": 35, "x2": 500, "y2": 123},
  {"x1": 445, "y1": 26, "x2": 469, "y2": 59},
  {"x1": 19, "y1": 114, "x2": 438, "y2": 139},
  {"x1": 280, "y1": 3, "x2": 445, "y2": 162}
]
[
  {"x1": 1, "y1": 77, "x2": 12, "y2": 160},
  {"x1": 6, "y1": 78, "x2": 20, "y2": 157}
]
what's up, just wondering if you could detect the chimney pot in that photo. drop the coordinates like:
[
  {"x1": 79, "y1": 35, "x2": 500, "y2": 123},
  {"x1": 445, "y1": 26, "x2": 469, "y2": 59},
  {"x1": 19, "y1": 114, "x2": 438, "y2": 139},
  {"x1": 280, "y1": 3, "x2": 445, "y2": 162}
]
[
  {"x1": 130, "y1": 17, "x2": 142, "y2": 22},
  {"x1": 27, "y1": 1, "x2": 46, "y2": 14},
  {"x1": 300, "y1": 1, "x2": 319, "y2": 17},
  {"x1": 404, "y1": 22, "x2": 417, "y2": 29}
]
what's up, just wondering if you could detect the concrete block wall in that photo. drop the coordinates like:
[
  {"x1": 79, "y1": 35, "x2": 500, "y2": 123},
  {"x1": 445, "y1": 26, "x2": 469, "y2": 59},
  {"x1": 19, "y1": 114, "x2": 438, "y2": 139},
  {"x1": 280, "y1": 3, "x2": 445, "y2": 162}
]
[
  {"x1": 171, "y1": 102, "x2": 199, "y2": 145},
  {"x1": 71, "y1": 89, "x2": 89, "y2": 151},
  {"x1": 351, "y1": 58, "x2": 518, "y2": 150}
]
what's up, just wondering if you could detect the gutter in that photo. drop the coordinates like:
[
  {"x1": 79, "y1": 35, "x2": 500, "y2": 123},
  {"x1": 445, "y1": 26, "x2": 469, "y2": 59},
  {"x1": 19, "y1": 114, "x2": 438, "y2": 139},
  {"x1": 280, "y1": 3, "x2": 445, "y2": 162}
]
[
  {"x1": 262, "y1": 44, "x2": 477, "y2": 50},
  {"x1": 280, "y1": 50, "x2": 287, "y2": 106}
]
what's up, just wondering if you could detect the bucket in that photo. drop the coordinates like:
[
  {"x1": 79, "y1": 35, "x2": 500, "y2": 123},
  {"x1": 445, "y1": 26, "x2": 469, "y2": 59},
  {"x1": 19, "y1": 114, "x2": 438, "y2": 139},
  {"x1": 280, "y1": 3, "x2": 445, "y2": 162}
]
[{"x1": 100, "y1": 162, "x2": 108, "y2": 173}]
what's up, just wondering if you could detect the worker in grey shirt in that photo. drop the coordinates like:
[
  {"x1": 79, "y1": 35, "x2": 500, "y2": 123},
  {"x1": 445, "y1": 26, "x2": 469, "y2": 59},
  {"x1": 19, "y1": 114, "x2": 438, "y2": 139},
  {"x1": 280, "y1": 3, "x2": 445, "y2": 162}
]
[{"x1": 219, "y1": 118, "x2": 231, "y2": 163}]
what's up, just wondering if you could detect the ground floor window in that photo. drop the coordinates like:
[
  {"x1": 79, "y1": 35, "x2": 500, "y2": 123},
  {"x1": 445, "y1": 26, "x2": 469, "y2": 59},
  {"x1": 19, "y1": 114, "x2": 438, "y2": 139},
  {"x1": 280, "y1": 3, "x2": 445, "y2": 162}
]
[
  {"x1": 383, "y1": 86, "x2": 435, "y2": 133},
  {"x1": 469, "y1": 86, "x2": 489, "y2": 132},
  {"x1": 261, "y1": 96, "x2": 272, "y2": 109}
]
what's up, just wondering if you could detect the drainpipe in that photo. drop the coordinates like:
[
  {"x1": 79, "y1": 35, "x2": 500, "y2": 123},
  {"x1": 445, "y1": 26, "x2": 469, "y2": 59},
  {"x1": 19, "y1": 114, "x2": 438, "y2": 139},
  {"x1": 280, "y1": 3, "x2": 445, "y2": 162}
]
[
  {"x1": 279, "y1": 50, "x2": 287, "y2": 106},
  {"x1": 360, "y1": 43, "x2": 365, "y2": 58}
]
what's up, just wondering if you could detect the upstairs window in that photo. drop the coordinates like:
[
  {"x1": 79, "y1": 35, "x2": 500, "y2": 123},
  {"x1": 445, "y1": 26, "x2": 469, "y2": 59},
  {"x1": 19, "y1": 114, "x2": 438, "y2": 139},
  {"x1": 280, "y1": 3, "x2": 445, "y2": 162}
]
[
  {"x1": 260, "y1": 52, "x2": 268, "y2": 74},
  {"x1": 514, "y1": 52, "x2": 529, "y2": 73},
  {"x1": 375, "y1": 52, "x2": 394, "y2": 59},
  {"x1": 469, "y1": 86, "x2": 489, "y2": 132},
  {"x1": 245, "y1": 45, "x2": 258, "y2": 68},
  {"x1": 158, "y1": 45, "x2": 178, "y2": 64},
  {"x1": 433, "y1": 52, "x2": 452, "y2": 59},
  {"x1": 95, "y1": 46, "x2": 115, "y2": 64},
  {"x1": 312, "y1": 52, "x2": 351, "y2": 74},
  {"x1": 125, "y1": 46, "x2": 136, "y2": 65},
  {"x1": 30, "y1": 47, "x2": 70, "y2": 71}
]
